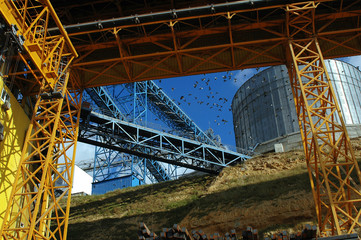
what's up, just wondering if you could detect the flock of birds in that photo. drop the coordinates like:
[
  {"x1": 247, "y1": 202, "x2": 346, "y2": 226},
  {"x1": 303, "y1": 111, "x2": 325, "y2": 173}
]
[{"x1": 156, "y1": 69, "x2": 260, "y2": 128}]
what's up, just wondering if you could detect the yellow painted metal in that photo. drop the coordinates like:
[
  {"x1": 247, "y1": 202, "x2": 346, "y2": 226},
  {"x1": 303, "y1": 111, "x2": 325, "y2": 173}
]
[
  {"x1": 0, "y1": 0, "x2": 80, "y2": 239},
  {"x1": 0, "y1": 74, "x2": 82, "y2": 239},
  {"x1": 0, "y1": 0, "x2": 361, "y2": 238},
  {"x1": 0, "y1": 0, "x2": 77, "y2": 90},
  {"x1": 286, "y1": 1, "x2": 361, "y2": 236},
  {"x1": 0, "y1": 78, "x2": 31, "y2": 229}
]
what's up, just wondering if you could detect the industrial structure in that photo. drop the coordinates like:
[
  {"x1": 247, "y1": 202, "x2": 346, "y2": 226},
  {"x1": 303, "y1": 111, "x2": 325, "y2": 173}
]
[
  {"x1": 232, "y1": 59, "x2": 361, "y2": 153},
  {"x1": 0, "y1": 0, "x2": 361, "y2": 239},
  {"x1": 80, "y1": 81, "x2": 247, "y2": 194}
]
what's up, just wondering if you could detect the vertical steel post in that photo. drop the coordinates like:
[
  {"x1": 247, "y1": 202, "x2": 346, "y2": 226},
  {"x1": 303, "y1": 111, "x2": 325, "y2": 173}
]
[
  {"x1": 286, "y1": 1, "x2": 361, "y2": 235},
  {"x1": 0, "y1": 75, "x2": 82, "y2": 239}
]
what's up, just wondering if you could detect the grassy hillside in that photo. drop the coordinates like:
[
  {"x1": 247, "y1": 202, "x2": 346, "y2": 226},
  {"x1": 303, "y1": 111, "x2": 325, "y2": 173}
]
[{"x1": 63, "y1": 144, "x2": 329, "y2": 240}]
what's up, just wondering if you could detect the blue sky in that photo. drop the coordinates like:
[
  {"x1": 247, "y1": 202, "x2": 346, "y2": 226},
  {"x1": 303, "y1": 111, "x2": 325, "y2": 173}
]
[
  {"x1": 154, "y1": 56, "x2": 361, "y2": 148},
  {"x1": 74, "y1": 67, "x2": 260, "y2": 166},
  {"x1": 154, "y1": 68, "x2": 261, "y2": 148}
]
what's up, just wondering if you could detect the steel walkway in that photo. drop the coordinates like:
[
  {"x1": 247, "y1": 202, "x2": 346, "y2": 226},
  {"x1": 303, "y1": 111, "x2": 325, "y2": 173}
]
[
  {"x1": 85, "y1": 86, "x2": 171, "y2": 182},
  {"x1": 78, "y1": 109, "x2": 251, "y2": 174}
]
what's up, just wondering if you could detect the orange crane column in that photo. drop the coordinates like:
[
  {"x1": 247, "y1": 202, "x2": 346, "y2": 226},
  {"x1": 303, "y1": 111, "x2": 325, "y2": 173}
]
[{"x1": 286, "y1": 1, "x2": 361, "y2": 236}]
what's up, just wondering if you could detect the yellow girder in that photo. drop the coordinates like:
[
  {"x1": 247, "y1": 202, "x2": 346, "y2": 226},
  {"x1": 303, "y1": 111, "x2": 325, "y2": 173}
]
[
  {"x1": 0, "y1": 0, "x2": 80, "y2": 239},
  {"x1": 286, "y1": 1, "x2": 361, "y2": 236}
]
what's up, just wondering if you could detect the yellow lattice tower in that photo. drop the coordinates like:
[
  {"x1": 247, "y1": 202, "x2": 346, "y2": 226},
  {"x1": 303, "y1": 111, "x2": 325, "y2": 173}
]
[
  {"x1": 286, "y1": 1, "x2": 361, "y2": 235},
  {"x1": 0, "y1": 0, "x2": 80, "y2": 239},
  {"x1": 0, "y1": 78, "x2": 82, "y2": 240}
]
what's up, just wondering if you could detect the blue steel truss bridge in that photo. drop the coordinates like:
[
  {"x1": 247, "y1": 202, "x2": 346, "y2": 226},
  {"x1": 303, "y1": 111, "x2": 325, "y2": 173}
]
[{"x1": 77, "y1": 80, "x2": 252, "y2": 186}]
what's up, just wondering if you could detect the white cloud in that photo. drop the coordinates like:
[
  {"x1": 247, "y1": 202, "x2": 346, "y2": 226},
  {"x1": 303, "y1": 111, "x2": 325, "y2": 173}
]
[{"x1": 74, "y1": 142, "x2": 95, "y2": 164}]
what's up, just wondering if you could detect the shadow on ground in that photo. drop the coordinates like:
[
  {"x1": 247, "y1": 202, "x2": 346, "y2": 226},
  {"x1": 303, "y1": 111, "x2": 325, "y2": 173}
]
[{"x1": 65, "y1": 171, "x2": 315, "y2": 240}]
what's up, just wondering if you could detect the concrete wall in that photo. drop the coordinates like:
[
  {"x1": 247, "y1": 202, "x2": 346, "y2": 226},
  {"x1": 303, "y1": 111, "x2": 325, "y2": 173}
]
[
  {"x1": 255, "y1": 125, "x2": 361, "y2": 153},
  {"x1": 0, "y1": 78, "x2": 30, "y2": 228}
]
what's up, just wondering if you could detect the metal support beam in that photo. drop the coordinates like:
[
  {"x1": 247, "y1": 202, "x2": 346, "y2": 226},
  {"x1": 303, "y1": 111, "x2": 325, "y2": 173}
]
[
  {"x1": 78, "y1": 111, "x2": 250, "y2": 174},
  {"x1": 0, "y1": 75, "x2": 82, "y2": 239},
  {"x1": 0, "y1": 0, "x2": 79, "y2": 238},
  {"x1": 286, "y1": 1, "x2": 361, "y2": 236},
  {"x1": 0, "y1": 0, "x2": 77, "y2": 90},
  {"x1": 133, "y1": 81, "x2": 148, "y2": 125},
  {"x1": 85, "y1": 83, "x2": 173, "y2": 184},
  {"x1": 52, "y1": 1, "x2": 361, "y2": 88},
  {"x1": 126, "y1": 80, "x2": 219, "y2": 146}
]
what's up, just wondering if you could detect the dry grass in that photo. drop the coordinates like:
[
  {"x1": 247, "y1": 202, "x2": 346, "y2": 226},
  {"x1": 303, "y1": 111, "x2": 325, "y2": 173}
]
[{"x1": 61, "y1": 138, "x2": 361, "y2": 239}]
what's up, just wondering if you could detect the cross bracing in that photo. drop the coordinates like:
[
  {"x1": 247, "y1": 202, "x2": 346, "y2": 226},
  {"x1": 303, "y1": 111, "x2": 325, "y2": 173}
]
[
  {"x1": 82, "y1": 79, "x2": 236, "y2": 185},
  {"x1": 78, "y1": 110, "x2": 250, "y2": 174},
  {"x1": 84, "y1": 84, "x2": 173, "y2": 184},
  {"x1": 85, "y1": 87, "x2": 127, "y2": 120},
  {"x1": 1, "y1": 0, "x2": 361, "y2": 238},
  {"x1": 87, "y1": 146, "x2": 173, "y2": 183},
  {"x1": 123, "y1": 80, "x2": 220, "y2": 146}
]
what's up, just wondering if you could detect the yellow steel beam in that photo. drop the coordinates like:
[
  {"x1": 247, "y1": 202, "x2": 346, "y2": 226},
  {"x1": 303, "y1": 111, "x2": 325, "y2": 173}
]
[
  {"x1": 286, "y1": 1, "x2": 361, "y2": 236},
  {"x1": 0, "y1": 0, "x2": 77, "y2": 90},
  {"x1": 0, "y1": 0, "x2": 81, "y2": 239},
  {"x1": 0, "y1": 74, "x2": 82, "y2": 239}
]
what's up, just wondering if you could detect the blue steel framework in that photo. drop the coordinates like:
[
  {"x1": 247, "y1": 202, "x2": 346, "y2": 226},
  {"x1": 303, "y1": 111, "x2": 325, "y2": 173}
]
[
  {"x1": 85, "y1": 87, "x2": 127, "y2": 120},
  {"x1": 83, "y1": 78, "x2": 232, "y2": 186},
  {"x1": 123, "y1": 81, "x2": 220, "y2": 145},
  {"x1": 84, "y1": 85, "x2": 174, "y2": 184},
  {"x1": 132, "y1": 81, "x2": 148, "y2": 125},
  {"x1": 82, "y1": 80, "x2": 251, "y2": 188},
  {"x1": 78, "y1": 111, "x2": 251, "y2": 174}
]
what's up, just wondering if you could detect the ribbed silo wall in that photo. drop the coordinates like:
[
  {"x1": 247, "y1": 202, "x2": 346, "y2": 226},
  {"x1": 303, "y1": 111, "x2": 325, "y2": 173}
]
[{"x1": 232, "y1": 59, "x2": 361, "y2": 153}]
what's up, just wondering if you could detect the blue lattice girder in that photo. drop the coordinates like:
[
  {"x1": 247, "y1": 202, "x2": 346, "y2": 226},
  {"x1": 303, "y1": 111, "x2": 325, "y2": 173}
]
[
  {"x1": 78, "y1": 111, "x2": 251, "y2": 174},
  {"x1": 123, "y1": 81, "x2": 218, "y2": 146},
  {"x1": 133, "y1": 82, "x2": 148, "y2": 125},
  {"x1": 84, "y1": 85, "x2": 172, "y2": 183},
  {"x1": 85, "y1": 87, "x2": 126, "y2": 120}
]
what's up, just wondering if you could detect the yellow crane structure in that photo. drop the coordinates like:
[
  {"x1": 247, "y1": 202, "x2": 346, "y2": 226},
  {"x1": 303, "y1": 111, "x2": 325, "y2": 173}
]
[
  {"x1": 0, "y1": 0, "x2": 79, "y2": 239},
  {"x1": 0, "y1": 0, "x2": 361, "y2": 238},
  {"x1": 286, "y1": 2, "x2": 361, "y2": 234}
]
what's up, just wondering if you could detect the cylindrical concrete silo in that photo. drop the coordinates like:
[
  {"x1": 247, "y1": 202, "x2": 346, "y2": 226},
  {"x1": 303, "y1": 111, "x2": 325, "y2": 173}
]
[{"x1": 231, "y1": 59, "x2": 361, "y2": 153}]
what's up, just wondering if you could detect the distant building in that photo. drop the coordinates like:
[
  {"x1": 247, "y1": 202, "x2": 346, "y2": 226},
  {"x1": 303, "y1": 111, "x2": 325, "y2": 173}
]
[
  {"x1": 56, "y1": 165, "x2": 92, "y2": 196},
  {"x1": 72, "y1": 165, "x2": 93, "y2": 195},
  {"x1": 232, "y1": 59, "x2": 361, "y2": 153}
]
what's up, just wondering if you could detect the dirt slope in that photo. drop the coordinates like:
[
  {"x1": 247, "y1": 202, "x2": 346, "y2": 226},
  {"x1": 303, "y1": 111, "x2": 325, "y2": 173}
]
[{"x1": 63, "y1": 138, "x2": 361, "y2": 239}]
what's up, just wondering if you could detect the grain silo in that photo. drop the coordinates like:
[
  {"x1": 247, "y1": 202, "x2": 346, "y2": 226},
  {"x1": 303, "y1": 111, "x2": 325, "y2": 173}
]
[{"x1": 232, "y1": 59, "x2": 361, "y2": 153}]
